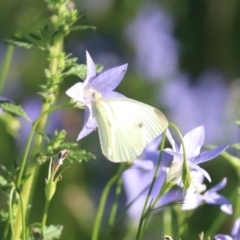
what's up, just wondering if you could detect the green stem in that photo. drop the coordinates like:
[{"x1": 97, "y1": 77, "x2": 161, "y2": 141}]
[
  {"x1": 18, "y1": 190, "x2": 26, "y2": 240},
  {"x1": 14, "y1": 34, "x2": 64, "y2": 240},
  {"x1": 169, "y1": 122, "x2": 189, "y2": 190},
  {"x1": 163, "y1": 208, "x2": 172, "y2": 236},
  {"x1": 91, "y1": 173, "x2": 119, "y2": 240},
  {"x1": 108, "y1": 164, "x2": 125, "y2": 227},
  {"x1": 136, "y1": 130, "x2": 166, "y2": 240},
  {"x1": 41, "y1": 198, "x2": 51, "y2": 237},
  {"x1": 16, "y1": 121, "x2": 38, "y2": 188},
  {"x1": 108, "y1": 178, "x2": 122, "y2": 226},
  {"x1": 0, "y1": 44, "x2": 14, "y2": 95},
  {"x1": 3, "y1": 222, "x2": 9, "y2": 240},
  {"x1": 9, "y1": 187, "x2": 16, "y2": 240}
]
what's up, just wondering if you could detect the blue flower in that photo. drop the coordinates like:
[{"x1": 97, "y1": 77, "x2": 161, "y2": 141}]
[
  {"x1": 65, "y1": 51, "x2": 127, "y2": 140},
  {"x1": 122, "y1": 137, "x2": 181, "y2": 222},
  {"x1": 215, "y1": 217, "x2": 240, "y2": 240},
  {"x1": 182, "y1": 173, "x2": 232, "y2": 214},
  {"x1": 164, "y1": 126, "x2": 228, "y2": 184}
]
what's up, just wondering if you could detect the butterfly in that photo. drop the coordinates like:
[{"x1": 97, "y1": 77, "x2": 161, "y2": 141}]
[{"x1": 92, "y1": 92, "x2": 168, "y2": 162}]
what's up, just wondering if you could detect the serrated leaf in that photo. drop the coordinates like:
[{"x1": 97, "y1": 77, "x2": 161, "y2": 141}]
[
  {"x1": 44, "y1": 225, "x2": 63, "y2": 239},
  {"x1": 67, "y1": 150, "x2": 95, "y2": 163},
  {"x1": 44, "y1": 68, "x2": 52, "y2": 79},
  {"x1": 29, "y1": 32, "x2": 41, "y2": 41},
  {"x1": 0, "y1": 100, "x2": 31, "y2": 122},
  {"x1": 63, "y1": 64, "x2": 87, "y2": 78},
  {"x1": 4, "y1": 36, "x2": 33, "y2": 49}
]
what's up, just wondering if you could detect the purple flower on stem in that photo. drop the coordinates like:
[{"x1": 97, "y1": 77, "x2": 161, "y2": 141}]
[
  {"x1": 215, "y1": 217, "x2": 240, "y2": 240},
  {"x1": 66, "y1": 51, "x2": 128, "y2": 140},
  {"x1": 122, "y1": 137, "x2": 181, "y2": 222},
  {"x1": 164, "y1": 126, "x2": 228, "y2": 184},
  {"x1": 182, "y1": 172, "x2": 232, "y2": 214}
]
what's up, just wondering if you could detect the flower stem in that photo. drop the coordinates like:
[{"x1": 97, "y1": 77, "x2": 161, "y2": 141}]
[
  {"x1": 169, "y1": 122, "x2": 190, "y2": 191},
  {"x1": 41, "y1": 197, "x2": 51, "y2": 237},
  {"x1": 0, "y1": 44, "x2": 14, "y2": 95},
  {"x1": 8, "y1": 187, "x2": 16, "y2": 240},
  {"x1": 13, "y1": 30, "x2": 64, "y2": 240},
  {"x1": 91, "y1": 172, "x2": 120, "y2": 240},
  {"x1": 136, "y1": 130, "x2": 166, "y2": 240},
  {"x1": 163, "y1": 208, "x2": 172, "y2": 237},
  {"x1": 108, "y1": 164, "x2": 125, "y2": 227}
]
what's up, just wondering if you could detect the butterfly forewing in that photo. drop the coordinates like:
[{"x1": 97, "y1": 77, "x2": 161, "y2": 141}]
[{"x1": 93, "y1": 97, "x2": 168, "y2": 162}]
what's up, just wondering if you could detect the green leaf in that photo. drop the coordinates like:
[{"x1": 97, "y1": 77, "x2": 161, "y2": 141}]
[
  {"x1": 44, "y1": 225, "x2": 63, "y2": 239},
  {"x1": 0, "y1": 100, "x2": 32, "y2": 122},
  {"x1": 36, "y1": 130, "x2": 95, "y2": 164},
  {"x1": 0, "y1": 209, "x2": 8, "y2": 222},
  {"x1": 0, "y1": 113, "x2": 20, "y2": 137},
  {"x1": 232, "y1": 143, "x2": 240, "y2": 150},
  {"x1": 70, "y1": 25, "x2": 96, "y2": 33},
  {"x1": 67, "y1": 150, "x2": 95, "y2": 163},
  {"x1": 0, "y1": 176, "x2": 8, "y2": 187},
  {"x1": 63, "y1": 64, "x2": 87, "y2": 78},
  {"x1": 4, "y1": 36, "x2": 33, "y2": 49}
]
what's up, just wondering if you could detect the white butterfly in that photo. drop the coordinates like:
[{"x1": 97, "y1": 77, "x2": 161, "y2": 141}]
[
  {"x1": 66, "y1": 51, "x2": 168, "y2": 162},
  {"x1": 91, "y1": 92, "x2": 168, "y2": 162}
]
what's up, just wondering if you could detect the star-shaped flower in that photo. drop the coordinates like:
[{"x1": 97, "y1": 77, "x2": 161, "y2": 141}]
[
  {"x1": 122, "y1": 137, "x2": 181, "y2": 222},
  {"x1": 164, "y1": 126, "x2": 228, "y2": 184},
  {"x1": 182, "y1": 172, "x2": 232, "y2": 214},
  {"x1": 66, "y1": 51, "x2": 128, "y2": 140}
]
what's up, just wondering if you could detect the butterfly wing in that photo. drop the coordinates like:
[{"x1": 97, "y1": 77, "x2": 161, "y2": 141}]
[{"x1": 92, "y1": 97, "x2": 168, "y2": 162}]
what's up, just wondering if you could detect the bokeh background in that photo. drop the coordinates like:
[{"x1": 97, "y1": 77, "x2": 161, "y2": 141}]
[{"x1": 0, "y1": 0, "x2": 240, "y2": 239}]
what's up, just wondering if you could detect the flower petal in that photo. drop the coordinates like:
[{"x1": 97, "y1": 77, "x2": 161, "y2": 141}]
[
  {"x1": 166, "y1": 129, "x2": 179, "y2": 152},
  {"x1": 157, "y1": 189, "x2": 183, "y2": 208},
  {"x1": 90, "y1": 64, "x2": 128, "y2": 92},
  {"x1": 182, "y1": 126, "x2": 205, "y2": 158},
  {"x1": 182, "y1": 191, "x2": 203, "y2": 210},
  {"x1": 214, "y1": 234, "x2": 233, "y2": 240},
  {"x1": 66, "y1": 82, "x2": 85, "y2": 103},
  {"x1": 208, "y1": 178, "x2": 227, "y2": 193},
  {"x1": 164, "y1": 149, "x2": 183, "y2": 160},
  {"x1": 193, "y1": 145, "x2": 228, "y2": 164},
  {"x1": 131, "y1": 159, "x2": 155, "y2": 171},
  {"x1": 77, "y1": 106, "x2": 97, "y2": 140},
  {"x1": 220, "y1": 203, "x2": 233, "y2": 215},
  {"x1": 190, "y1": 164, "x2": 212, "y2": 182},
  {"x1": 231, "y1": 217, "x2": 240, "y2": 239},
  {"x1": 85, "y1": 51, "x2": 96, "y2": 84}
]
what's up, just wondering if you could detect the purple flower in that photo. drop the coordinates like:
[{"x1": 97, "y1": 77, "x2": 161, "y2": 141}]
[
  {"x1": 125, "y1": 3, "x2": 179, "y2": 81},
  {"x1": 122, "y1": 137, "x2": 181, "y2": 222},
  {"x1": 182, "y1": 172, "x2": 232, "y2": 214},
  {"x1": 164, "y1": 126, "x2": 228, "y2": 184},
  {"x1": 65, "y1": 51, "x2": 127, "y2": 140},
  {"x1": 161, "y1": 71, "x2": 234, "y2": 145},
  {"x1": 215, "y1": 217, "x2": 240, "y2": 240}
]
